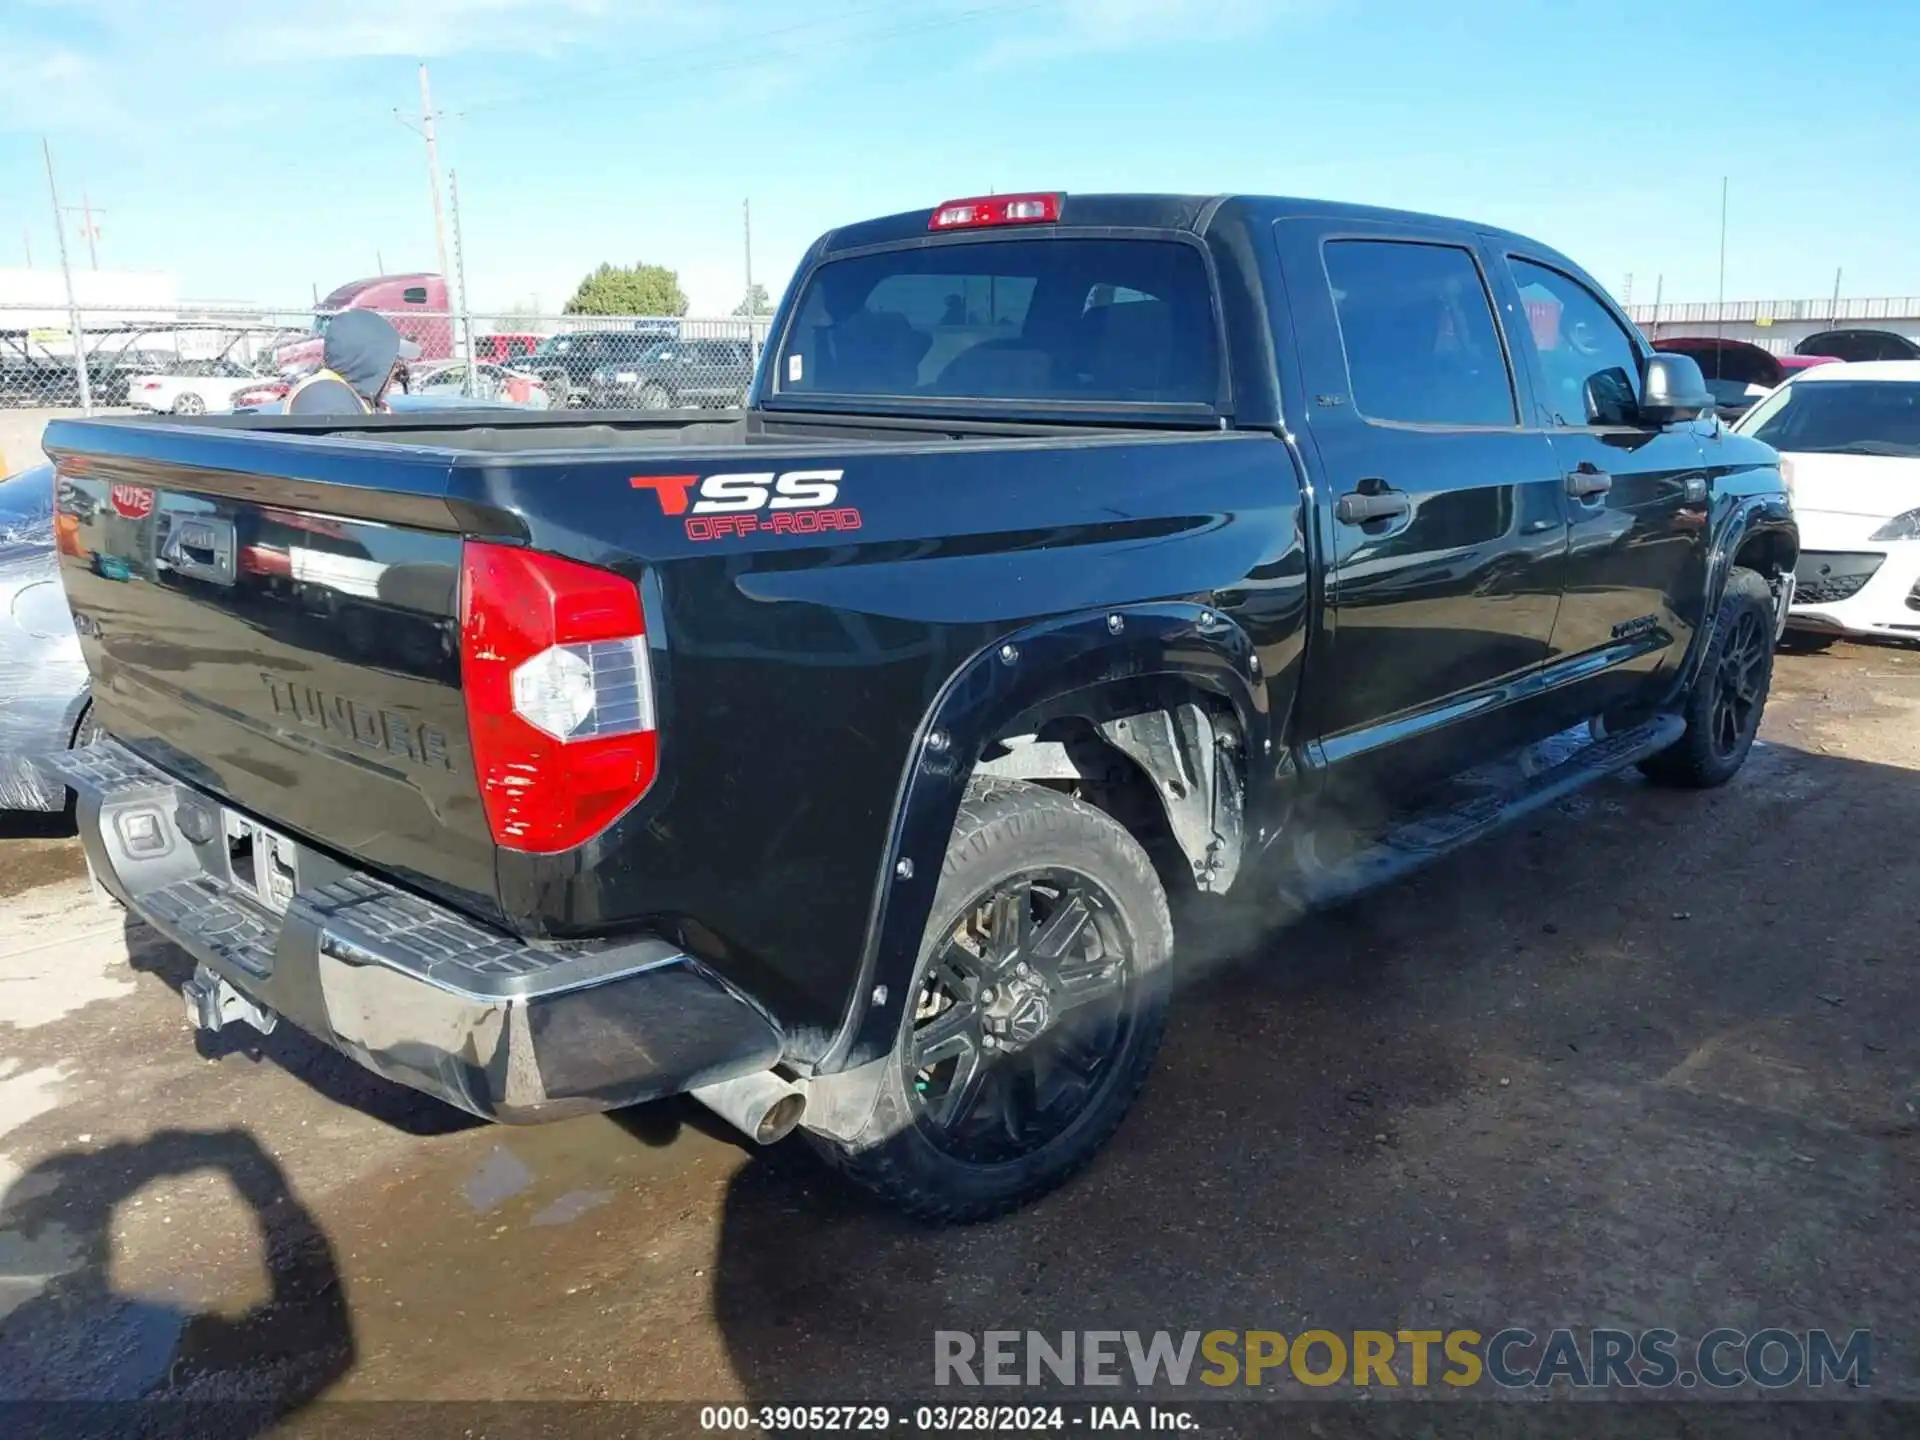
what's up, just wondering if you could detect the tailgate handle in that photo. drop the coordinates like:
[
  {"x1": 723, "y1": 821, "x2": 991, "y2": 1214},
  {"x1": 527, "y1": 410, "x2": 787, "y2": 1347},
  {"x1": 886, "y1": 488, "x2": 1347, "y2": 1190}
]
[
  {"x1": 1335, "y1": 487, "x2": 1412, "y2": 525},
  {"x1": 1566, "y1": 465, "x2": 1613, "y2": 500}
]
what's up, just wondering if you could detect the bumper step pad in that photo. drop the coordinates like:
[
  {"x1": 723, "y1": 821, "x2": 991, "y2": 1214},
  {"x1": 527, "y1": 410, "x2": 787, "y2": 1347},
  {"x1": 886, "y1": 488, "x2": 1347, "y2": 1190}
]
[{"x1": 43, "y1": 738, "x2": 785, "y2": 1122}]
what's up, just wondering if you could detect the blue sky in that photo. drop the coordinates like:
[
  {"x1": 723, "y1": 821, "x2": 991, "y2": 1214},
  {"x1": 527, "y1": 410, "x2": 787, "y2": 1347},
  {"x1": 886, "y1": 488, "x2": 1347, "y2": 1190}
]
[{"x1": 3, "y1": 0, "x2": 1916, "y2": 315}]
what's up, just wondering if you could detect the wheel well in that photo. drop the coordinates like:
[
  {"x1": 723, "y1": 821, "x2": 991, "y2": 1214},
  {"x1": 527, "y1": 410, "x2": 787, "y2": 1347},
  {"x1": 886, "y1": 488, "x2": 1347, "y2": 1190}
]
[
  {"x1": 1734, "y1": 528, "x2": 1797, "y2": 581},
  {"x1": 971, "y1": 699, "x2": 1247, "y2": 898}
]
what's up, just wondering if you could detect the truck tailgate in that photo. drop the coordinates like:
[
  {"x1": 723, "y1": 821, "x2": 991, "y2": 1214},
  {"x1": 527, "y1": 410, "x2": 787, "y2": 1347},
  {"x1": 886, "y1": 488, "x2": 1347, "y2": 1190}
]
[{"x1": 51, "y1": 440, "x2": 500, "y2": 918}]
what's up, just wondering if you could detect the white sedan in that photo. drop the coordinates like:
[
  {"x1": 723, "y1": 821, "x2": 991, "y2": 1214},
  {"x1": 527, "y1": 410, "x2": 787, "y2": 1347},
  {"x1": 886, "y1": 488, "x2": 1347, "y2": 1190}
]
[
  {"x1": 126, "y1": 359, "x2": 271, "y2": 415},
  {"x1": 1734, "y1": 359, "x2": 1920, "y2": 644}
]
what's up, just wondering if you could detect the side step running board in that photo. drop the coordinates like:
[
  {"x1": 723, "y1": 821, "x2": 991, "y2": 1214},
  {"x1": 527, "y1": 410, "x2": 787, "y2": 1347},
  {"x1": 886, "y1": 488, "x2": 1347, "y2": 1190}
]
[{"x1": 1289, "y1": 713, "x2": 1686, "y2": 912}]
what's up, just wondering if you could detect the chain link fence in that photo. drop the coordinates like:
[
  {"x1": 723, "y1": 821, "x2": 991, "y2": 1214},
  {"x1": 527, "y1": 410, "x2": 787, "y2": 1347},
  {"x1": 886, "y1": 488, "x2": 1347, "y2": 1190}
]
[{"x1": 0, "y1": 303, "x2": 774, "y2": 418}]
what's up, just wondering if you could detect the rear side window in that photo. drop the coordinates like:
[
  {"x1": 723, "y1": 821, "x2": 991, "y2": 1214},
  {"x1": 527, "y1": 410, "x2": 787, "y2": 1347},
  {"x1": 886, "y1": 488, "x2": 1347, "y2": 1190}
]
[
  {"x1": 778, "y1": 238, "x2": 1220, "y2": 407},
  {"x1": 402, "y1": 286, "x2": 429, "y2": 305},
  {"x1": 1323, "y1": 240, "x2": 1515, "y2": 427}
]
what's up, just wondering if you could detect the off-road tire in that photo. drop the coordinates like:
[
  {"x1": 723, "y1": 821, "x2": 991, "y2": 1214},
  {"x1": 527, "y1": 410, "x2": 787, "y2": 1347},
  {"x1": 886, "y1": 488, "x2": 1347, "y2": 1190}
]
[
  {"x1": 1639, "y1": 566, "x2": 1775, "y2": 789},
  {"x1": 810, "y1": 778, "x2": 1173, "y2": 1224}
]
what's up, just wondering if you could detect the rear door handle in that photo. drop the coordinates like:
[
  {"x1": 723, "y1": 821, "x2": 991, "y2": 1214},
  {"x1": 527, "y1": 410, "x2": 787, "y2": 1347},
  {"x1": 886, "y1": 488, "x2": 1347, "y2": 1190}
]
[
  {"x1": 1335, "y1": 489, "x2": 1412, "y2": 525},
  {"x1": 1566, "y1": 466, "x2": 1613, "y2": 500}
]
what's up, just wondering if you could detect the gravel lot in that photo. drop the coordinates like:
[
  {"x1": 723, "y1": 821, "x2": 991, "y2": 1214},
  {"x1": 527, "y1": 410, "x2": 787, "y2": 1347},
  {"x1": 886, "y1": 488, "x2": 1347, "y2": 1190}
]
[{"x1": 1, "y1": 642, "x2": 1915, "y2": 1431}]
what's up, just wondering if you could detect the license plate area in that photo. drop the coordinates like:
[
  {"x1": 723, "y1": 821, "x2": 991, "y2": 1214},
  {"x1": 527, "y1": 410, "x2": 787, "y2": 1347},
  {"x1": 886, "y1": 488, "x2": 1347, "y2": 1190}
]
[{"x1": 224, "y1": 809, "x2": 299, "y2": 916}]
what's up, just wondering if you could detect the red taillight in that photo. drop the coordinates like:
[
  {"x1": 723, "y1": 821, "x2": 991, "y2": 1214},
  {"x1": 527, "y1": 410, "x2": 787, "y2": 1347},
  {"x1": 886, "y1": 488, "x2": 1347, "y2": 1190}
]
[
  {"x1": 459, "y1": 542, "x2": 658, "y2": 853},
  {"x1": 929, "y1": 192, "x2": 1062, "y2": 230}
]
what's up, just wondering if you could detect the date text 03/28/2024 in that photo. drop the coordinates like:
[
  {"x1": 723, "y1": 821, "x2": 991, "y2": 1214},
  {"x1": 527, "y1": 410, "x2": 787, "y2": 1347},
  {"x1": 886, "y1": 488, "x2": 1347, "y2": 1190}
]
[{"x1": 699, "y1": 1405, "x2": 1196, "y2": 1432}]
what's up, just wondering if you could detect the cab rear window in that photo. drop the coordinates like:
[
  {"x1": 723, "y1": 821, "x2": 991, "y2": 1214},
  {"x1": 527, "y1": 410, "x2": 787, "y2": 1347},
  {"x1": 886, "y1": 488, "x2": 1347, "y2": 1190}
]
[{"x1": 776, "y1": 238, "x2": 1220, "y2": 409}]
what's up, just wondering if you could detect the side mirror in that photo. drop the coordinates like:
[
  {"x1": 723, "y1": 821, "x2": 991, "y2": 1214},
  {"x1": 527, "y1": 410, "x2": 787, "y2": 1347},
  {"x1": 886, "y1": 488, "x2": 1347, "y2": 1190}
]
[{"x1": 1639, "y1": 353, "x2": 1713, "y2": 425}]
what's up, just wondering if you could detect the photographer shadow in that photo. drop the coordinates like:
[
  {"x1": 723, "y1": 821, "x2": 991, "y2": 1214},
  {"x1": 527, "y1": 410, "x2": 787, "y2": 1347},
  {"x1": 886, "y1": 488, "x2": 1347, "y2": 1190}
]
[{"x1": 0, "y1": 1127, "x2": 354, "y2": 1433}]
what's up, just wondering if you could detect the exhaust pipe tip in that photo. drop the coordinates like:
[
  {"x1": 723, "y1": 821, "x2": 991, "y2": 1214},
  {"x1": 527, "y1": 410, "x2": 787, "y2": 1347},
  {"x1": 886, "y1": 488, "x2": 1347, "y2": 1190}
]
[
  {"x1": 754, "y1": 1090, "x2": 807, "y2": 1145},
  {"x1": 690, "y1": 1071, "x2": 808, "y2": 1146}
]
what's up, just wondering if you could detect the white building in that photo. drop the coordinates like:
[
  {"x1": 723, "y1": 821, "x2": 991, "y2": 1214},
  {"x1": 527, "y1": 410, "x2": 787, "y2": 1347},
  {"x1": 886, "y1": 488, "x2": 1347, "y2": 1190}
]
[
  {"x1": 1629, "y1": 295, "x2": 1920, "y2": 353},
  {"x1": 0, "y1": 267, "x2": 181, "y2": 343}
]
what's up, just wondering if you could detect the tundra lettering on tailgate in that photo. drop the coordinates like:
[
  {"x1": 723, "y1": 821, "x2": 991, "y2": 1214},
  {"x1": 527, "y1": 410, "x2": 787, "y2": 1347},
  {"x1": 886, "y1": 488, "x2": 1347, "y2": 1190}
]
[
  {"x1": 630, "y1": 469, "x2": 862, "y2": 542},
  {"x1": 261, "y1": 673, "x2": 453, "y2": 769}
]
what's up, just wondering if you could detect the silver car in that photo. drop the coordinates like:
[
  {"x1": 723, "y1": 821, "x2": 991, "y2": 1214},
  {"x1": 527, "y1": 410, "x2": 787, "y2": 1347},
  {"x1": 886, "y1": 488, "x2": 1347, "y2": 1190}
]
[{"x1": 0, "y1": 462, "x2": 92, "y2": 812}]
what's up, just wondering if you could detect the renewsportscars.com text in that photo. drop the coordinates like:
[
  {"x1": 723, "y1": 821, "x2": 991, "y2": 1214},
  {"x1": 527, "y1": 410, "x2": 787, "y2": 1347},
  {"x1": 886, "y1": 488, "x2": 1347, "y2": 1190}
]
[{"x1": 934, "y1": 1328, "x2": 1872, "y2": 1391}]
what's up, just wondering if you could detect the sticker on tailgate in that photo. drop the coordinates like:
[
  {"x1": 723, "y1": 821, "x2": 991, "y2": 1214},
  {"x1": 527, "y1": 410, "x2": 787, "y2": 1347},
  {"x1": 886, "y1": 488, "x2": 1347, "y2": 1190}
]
[{"x1": 629, "y1": 469, "x2": 862, "y2": 542}]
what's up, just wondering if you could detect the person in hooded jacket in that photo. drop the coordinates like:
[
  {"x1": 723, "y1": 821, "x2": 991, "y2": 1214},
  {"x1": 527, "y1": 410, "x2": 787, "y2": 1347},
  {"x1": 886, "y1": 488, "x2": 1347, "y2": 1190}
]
[{"x1": 286, "y1": 310, "x2": 422, "y2": 415}]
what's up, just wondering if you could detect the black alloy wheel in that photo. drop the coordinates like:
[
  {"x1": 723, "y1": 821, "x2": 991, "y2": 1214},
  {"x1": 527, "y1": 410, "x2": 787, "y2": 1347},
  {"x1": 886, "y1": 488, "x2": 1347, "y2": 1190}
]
[
  {"x1": 1710, "y1": 603, "x2": 1770, "y2": 762},
  {"x1": 808, "y1": 778, "x2": 1173, "y2": 1223},
  {"x1": 908, "y1": 869, "x2": 1134, "y2": 1165},
  {"x1": 1640, "y1": 566, "x2": 1775, "y2": 789}
]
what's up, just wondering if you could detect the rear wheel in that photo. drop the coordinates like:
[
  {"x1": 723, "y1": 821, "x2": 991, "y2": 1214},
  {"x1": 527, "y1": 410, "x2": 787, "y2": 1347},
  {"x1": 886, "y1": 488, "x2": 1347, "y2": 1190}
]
[
  {"x1": 1639, "y1": 566, "x2": 1775, "y2": 789},
  {"x1": 639, "y1": 383, "x2": 672, "y2": 411},
  {"x1": 171, "y1": 392, "x2": 206, "y2": 415},
  {"x1": 810, "y1": 779, "x2": 1172, "y2": 1223}
]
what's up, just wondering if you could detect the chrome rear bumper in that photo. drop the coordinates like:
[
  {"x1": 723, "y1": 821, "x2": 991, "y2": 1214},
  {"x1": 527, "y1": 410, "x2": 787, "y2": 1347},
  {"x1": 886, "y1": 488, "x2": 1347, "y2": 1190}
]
[{"x1": 45, "y1": 739, "x2": 785, "y2": 1122}]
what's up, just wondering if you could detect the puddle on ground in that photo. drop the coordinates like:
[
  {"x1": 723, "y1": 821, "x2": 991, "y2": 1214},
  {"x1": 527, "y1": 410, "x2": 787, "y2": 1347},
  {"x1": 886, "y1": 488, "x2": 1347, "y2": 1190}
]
[
  {"x1": 531, "y1": 1189, "x2": 615, "y2": 1227},
  {"x1": 461, "y1": 1145, "x2": 536, "y2": 1214}
]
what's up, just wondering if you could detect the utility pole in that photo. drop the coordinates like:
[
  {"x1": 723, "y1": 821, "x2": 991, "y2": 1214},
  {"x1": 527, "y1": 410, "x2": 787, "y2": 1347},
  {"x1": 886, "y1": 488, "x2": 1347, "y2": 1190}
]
[
  {"x1": 43, "y1": 138, "x2": 92, "y2": 414},
  {"x1": 449, "y1": 168, "x2": 475, "y2": 390},
  {"x1": 1651, "y1": 274, "x2": 1664, "y2": 343},
  {"x1": 1623, "y1": 273, "x2": 1634, "y2": 306},
  {"x1": 1714, "y1": 176, "x2": 1728, "y2": 354},
  {"x1": 1829, "y1": 267, "x2": 1843, "y2": 329},
  {"x1": 62, "y1": 188, "x2": 104, "y2": 269},
  {"x1": 743, "y1": 197, "x2": 754, "y2": 317},
  {"x1": 20, "y1": 227, "x2": 30, "y2": 269},
  {"x1": 395, "y1": 64, "x2": 453, "y2": 286}
]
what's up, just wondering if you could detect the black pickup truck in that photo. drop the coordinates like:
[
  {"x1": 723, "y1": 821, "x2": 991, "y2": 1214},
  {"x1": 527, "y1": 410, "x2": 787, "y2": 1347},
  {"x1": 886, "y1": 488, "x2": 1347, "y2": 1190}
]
[{"x1": 43, "y1": 192, "x2": 1796, "y2": 1223}]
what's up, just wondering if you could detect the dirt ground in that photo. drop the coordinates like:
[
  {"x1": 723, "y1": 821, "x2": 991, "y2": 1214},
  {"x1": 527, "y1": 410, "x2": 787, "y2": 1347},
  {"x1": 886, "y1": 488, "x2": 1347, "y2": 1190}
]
[
  {"x1": 1, "y1": 407, "x2": 79, "y2": 478},
  {"x1": 1, "y1": 642, "x2": 1915, "y2": 1432}
]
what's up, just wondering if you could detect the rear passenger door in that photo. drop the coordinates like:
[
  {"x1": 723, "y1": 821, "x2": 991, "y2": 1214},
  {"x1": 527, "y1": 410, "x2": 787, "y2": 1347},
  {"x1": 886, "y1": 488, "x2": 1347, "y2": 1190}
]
[
  {"x1": 1491, "y1": 253, "x2": 1713, "y2": 726},
  {"x1": 1275, "y1": 221, "x2": 1569, "y2": 794}
]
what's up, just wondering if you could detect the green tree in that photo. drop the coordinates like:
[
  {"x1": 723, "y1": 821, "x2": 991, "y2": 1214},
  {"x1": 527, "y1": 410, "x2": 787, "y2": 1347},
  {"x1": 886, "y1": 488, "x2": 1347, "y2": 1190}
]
[
  {"x1": 732, "y1": 283, "x2": 772, "y2": 317},
  {"x1": 564, "y1": 262, "x2": 689, "y2": 317}
]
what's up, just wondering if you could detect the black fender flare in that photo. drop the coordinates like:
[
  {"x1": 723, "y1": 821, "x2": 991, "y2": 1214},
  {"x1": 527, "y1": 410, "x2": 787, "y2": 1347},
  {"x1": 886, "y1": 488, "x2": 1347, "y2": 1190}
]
[
  {"x1": 1670, "y1": 491, "x2": 1798, "y2": 700},
  {"x1": 815, "y1": 601, "x2": 1272, "y2": 1074}
]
